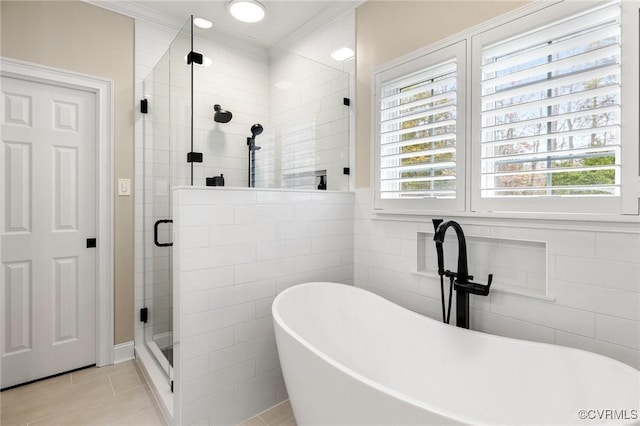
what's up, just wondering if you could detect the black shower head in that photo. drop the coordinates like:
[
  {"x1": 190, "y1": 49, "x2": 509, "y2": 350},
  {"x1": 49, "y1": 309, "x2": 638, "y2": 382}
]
[
  {"x1": 214, "y1": 104, "x2": 233, "y2": 123},
  {"x1": 251, "y1": 123, "x2": 263, "y2": 138}
]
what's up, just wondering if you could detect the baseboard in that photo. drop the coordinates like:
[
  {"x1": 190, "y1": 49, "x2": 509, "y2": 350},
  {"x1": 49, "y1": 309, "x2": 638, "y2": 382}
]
[{"x1": 113, "y1": 341, "x2": 135, "y2": 364}]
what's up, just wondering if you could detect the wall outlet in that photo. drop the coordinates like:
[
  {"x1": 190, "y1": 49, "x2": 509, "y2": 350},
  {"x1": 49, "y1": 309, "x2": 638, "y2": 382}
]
[{"x1": 118, "y1": 178, "x2": 131, "y2": 196}]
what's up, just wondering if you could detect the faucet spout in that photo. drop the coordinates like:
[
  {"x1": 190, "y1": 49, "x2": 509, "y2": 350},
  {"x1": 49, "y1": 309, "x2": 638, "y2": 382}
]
[{"x1": 433, "y1": 220, "x2": 470, "y2": 283}]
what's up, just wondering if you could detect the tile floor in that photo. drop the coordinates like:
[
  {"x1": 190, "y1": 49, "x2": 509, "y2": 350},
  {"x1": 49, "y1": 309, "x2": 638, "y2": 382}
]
[
  {"x1": 238, "y1": 400, "x2": 297, "y2": 426},
  {"x1": 0, "y1": 360, "x2": 167, "y2": 426},
  {"x1": 1, "y1": 361, "x2": 295, "y2": 426}
]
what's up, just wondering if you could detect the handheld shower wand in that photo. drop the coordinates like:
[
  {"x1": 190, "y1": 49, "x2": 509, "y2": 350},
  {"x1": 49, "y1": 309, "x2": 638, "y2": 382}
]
[
  {"x1": 250, "y1": 123, "x2": 263, "y2": 138},
  {"x1": 247, "y1": 124, "x2": 263, "y2": 187}
]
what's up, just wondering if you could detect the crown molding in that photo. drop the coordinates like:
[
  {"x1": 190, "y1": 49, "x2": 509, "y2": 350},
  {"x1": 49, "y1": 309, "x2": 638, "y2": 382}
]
[
  {"x1": 269, "y1": 0, "x2": 362, "y2": 57},
  {"x1": 84, "y1": 0, "x2": 184, "y2": 30}
]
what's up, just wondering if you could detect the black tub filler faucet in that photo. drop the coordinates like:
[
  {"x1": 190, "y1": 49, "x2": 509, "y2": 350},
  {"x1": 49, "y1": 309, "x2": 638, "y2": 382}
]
[{"x1": 432, "y1": 219, "x2": 493, "y2": 329}]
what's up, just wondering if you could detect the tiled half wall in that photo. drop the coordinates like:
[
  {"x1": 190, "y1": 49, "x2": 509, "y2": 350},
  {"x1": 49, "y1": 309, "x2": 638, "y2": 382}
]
[{"x1": 172, "y1": 187, "x2": 354, "y2": 425}]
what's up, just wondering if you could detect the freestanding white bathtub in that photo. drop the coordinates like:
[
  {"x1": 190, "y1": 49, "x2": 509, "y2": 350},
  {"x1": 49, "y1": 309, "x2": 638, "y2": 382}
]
[{"x1": 273, "y1": 282, "x2": 640, "y2": 425}]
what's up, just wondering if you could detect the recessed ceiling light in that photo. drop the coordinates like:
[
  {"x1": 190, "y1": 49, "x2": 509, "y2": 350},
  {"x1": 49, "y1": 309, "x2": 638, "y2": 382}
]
[
  {"x1": 193, "y1": 17, "x2": 213, "y2": 29},
  {"x1": 331, "y1": 47, "x2": 354, "y2": 62},
  {"x1": 228, "y1": 0, "x2": 265, "y2": 23}
]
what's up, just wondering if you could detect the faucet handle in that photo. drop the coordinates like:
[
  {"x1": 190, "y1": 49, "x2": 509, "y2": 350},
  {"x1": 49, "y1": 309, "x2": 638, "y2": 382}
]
[
  {"x1": 484, "y1": 273, "x2": 493, "y2": 293},
  {"x1": 454, "y1": 273, "x2": 493, "y2": 296}
]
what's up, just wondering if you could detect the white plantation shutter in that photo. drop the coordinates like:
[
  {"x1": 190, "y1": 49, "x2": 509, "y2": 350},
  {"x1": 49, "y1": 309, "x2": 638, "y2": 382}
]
[
  {"x1": 379, "y1": 55, "x2": 460, "y2": 202},
  {"x1": 480, "y1": 1, "x2": 621, "y2": 198}
]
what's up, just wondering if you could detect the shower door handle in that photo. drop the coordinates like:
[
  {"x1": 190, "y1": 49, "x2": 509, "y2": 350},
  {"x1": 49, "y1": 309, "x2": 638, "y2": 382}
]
[{"x1": 154, "y1": 219, "x2": 173, "y2": 247}]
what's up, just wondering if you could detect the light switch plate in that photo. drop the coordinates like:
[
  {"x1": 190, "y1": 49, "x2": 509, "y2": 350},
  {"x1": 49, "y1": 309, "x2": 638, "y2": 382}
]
[{"x1": 118, "y1": 178, "x2": 131, "y2": 196}]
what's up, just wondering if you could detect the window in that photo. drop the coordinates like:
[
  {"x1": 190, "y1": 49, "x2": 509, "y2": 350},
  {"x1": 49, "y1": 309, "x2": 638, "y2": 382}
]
[
  {"x1": 474, "y1": 1, "x2": 625, "y2": 213},
  {"x1": 374, "y1": 42, "x2": 466, "y2": 212},
  {"x1": 373, "y1": 0, "x2": 637, "y2": 216}
]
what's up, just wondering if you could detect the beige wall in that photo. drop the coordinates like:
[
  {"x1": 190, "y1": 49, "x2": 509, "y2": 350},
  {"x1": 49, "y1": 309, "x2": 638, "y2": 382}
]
[
  {"x1": 1, "y1": 1, "x2": 135, "y2": 344},
  {"x1": 355, "y1": 0, "x2": 529, "y2": 188}
]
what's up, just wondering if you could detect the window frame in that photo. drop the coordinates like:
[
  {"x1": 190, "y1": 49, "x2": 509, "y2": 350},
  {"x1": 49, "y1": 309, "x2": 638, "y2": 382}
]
[
  {"x1": 373, "y1": 40, "x2": 467, "y2": 213},
  {"x1": 471, "y1": 0, "x2": 632, "y2": 215},
  {"x1": 371, "y1": 0, "x2": 639, "y2": 218}
]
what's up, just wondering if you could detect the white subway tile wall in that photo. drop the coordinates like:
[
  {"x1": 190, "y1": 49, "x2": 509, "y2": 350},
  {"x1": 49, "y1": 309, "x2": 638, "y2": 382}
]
[
  {"x1": 354, "y1": 188, "x2": 640, "y2": 370},
  {"x1": 260, "y1": 52, "x2": 350, "y2": 191},
  {"x1": 191, "y1": 36, "x2": 271, "y2": 189},
  {"x1": 173, "y1": 187, "x2": 354, "y2": 425}
]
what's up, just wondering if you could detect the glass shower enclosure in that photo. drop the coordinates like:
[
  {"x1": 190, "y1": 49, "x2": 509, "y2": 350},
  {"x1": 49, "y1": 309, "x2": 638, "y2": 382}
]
[
  {"x1": 140, "y1": 15, "x2": 351, "y2": 383},
  {"x1": 141, "y1": 17, "x2": 193, "y2": 381}
]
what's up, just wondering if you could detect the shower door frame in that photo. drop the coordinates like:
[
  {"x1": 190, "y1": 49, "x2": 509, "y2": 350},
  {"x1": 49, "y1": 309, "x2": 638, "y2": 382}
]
[
  {"x1": 141, "y1": 70, "x2": 175, "y2": 381},
  {"x1": 141, "y1": 15, "x2": 195, "y2": 382}
]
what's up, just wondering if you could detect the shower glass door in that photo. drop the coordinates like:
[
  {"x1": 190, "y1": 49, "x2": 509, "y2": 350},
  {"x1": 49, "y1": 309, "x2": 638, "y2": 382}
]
[{"x1": 142, "y1": 16, "x2": 193, "y2": 381}]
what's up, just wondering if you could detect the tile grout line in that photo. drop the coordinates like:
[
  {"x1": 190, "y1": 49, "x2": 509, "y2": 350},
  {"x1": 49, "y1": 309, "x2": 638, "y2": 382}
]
[
  {"x1": 255, "y1": 415, "x2": 269, "y2": 425},
  {"x1": 3, "y1": 362, "x2": 146, "y2": 426},
  {"x1": 39, "y1": 382, "x2": 153, "y2": 426},
  {"x1": 253, "y1": 399, "x2": 294, "y2": 426},
  {"x1": 257, "y1": 412, "x2": 295, "y2": 426},
  {"x1": 104, "y1": 406, "x2": 161, "y2": 426},
  {"x1": 11, "y1": 375, "x2": 114, "y2": 426},
  {"x1": 108, "y1": 376, "x2": 116, "y2": 395},
  {"x1": 22, "y1": 394, "x2": 108, "y2": 426},
  {"x1": 19, "y1": 380, "x2": 147, "y2": 426},
  {"x1": 252, "y1": 399, "x2": 290, "y2": 419}
]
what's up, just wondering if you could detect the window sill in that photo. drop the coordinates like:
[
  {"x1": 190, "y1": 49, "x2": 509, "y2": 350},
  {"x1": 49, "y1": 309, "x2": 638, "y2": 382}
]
[{"x1": 372, "y1": 208, "x2": 640, "y2": 231}]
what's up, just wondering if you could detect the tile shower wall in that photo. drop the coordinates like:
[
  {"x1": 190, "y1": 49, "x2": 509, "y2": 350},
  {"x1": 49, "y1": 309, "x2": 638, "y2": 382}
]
[
  {"x1": 136, "y1": 24, "x2": 350, "y2": 192},
  {"x1": 268, "y1": 9, "x2": 356, "y2": 192},
  {"x1": 173, "y1": 187, "x2": 354, "y2": 425},
  {"x1": 191, "y1": 36, "x2": 270, "y2": 188},
  {"x1": 140, "y1": 26, "x2": 271, "y2": 190},
  {"x1": 354, "y1": 188, "x2": 640, "y2": 369},
  {"x1": 258, "y1": 53, "x2": 350, "y2": 191}
]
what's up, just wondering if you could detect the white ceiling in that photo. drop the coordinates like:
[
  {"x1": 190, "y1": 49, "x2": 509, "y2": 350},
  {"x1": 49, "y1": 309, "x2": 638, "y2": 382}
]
[{"x1": 95, "y1": 0, "x2": 359, "y2": 48}]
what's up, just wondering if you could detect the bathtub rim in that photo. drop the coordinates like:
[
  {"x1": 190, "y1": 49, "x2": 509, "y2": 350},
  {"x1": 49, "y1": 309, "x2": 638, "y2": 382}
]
[{"x1": 272, "y1": 282, "x2": 640, "y2": 425}]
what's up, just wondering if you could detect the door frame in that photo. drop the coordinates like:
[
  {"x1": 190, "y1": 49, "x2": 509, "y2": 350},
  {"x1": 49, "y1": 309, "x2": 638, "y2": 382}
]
[{"x1": 1, "y1": 57, "x2": 114, "y2": 367}]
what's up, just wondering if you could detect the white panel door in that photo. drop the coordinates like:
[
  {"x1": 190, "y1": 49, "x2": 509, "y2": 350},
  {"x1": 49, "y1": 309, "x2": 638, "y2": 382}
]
[{"x1": 1, "y1": 76, "x2": 97, "y2": 388}]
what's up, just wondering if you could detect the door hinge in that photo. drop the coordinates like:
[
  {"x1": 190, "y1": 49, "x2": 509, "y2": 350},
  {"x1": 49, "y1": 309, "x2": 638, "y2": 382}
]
[
  {"x1": 187, "y1": 51, "x2": 203, "y2": 65},
  {"x1": 343, "y1": 97, "x2": 351, "y2": 106},
  {"x1": 140, "y1": 99, "x2": 148, "y2": 114},
  {"x1": 140, "y1": 307, "x2": 148, "y2": 324},
  {"x1": 86, "y1": 238, "x2": 97, "y2": 248},
  {"x1": 187, "y1": 152, "x2": 203, "y2": 163},
  {"x1": 170, "y1": 380, "x2": 174, "y2": 393}
]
